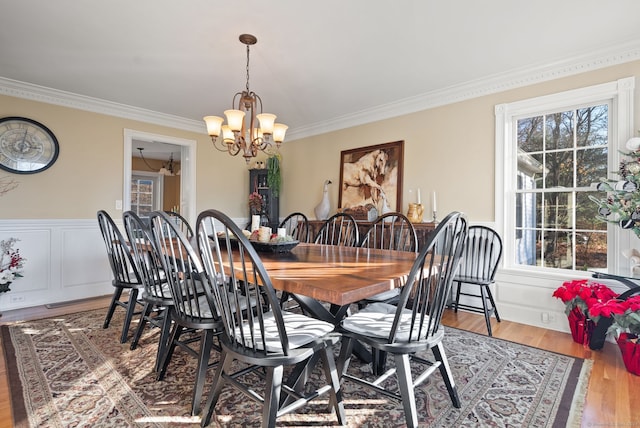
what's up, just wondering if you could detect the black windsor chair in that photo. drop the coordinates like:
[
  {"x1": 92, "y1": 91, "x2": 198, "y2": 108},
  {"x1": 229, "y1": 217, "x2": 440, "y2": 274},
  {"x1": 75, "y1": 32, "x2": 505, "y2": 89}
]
[
  {"x1": 357, "y1": 211, "x2": 419, "y2": 374},
  {"x1": 278, "y1": 211, "x2": 310, "y2": 243},
  {"x1": 97, "y1": 210, "x2": 144, "y2": 344},
  {"x1": 164, "y1": 210, "x2": 194, "y2": 238},
  {"x1": 123, "y1": 211, "x2": 174, "y2": 371},
  {"x1": 337, "y1": 211, "x2": 468, "y2": 428},
  {"x1": 452, "y1": 225, "x2": 503, "y2": 336},
  {"x1": 196, "y1": 209, "x2": 346, "y2": 428},
  {"x1": 313, "y1": 212, "x2": 359, "y2": 247},
  {"x1": 150, "y1": 210, "x2": 222, "y2": 416}
]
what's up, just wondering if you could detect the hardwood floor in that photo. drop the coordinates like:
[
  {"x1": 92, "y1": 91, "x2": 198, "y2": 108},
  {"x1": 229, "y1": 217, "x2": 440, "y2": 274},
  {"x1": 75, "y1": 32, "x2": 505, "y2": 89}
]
[{"x1": 0, "y1": 296, "x2": 638, "y2": 427}]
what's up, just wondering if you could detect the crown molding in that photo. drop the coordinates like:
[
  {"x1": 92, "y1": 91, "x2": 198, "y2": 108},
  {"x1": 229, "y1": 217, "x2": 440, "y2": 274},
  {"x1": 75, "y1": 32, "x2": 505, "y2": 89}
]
[
  {"x1": 0, "y1": 77, "x2": 205, "y2": 133},
  {"x1": 2, "y1": 40, "x2": 639, "y2": 141},
  {"x1": 286, "y1": 40, "x2": 640, "y2": 141}
]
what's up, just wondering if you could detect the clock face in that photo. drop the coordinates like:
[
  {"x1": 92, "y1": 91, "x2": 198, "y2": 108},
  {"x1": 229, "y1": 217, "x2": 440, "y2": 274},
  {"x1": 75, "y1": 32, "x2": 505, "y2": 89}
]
[{"x1": 0, "y1": 117, "x2": 59, "y2": 174}]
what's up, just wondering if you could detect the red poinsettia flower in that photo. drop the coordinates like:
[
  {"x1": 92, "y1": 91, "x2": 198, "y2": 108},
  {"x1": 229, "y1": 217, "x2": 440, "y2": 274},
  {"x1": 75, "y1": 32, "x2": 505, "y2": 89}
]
[
  {"x1": 588, "y1": 299, "x2": 627, "y2": 318},
  {"x1": 553, "y1": 279, "x2": 619, "y2": 317}
]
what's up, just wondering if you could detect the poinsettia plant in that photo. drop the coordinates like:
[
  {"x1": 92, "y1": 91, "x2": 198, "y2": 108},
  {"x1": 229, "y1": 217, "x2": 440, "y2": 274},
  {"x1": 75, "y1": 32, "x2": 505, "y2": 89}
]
[
  {"x1": 589, "y1": 295, "x2": 640, "y2": 337},
  {"x1": 552, "y1": 279, "x2": 619, "y2": 316}
]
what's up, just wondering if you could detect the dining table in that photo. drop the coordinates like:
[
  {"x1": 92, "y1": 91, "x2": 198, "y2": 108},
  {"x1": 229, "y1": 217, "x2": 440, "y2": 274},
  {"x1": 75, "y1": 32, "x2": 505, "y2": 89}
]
[
  {"x1": 255, "y1": 242, "x2": 418, "y2": 363},
  {"x1": 258, "y1": 243, "x2": 416, "y2": 318}
]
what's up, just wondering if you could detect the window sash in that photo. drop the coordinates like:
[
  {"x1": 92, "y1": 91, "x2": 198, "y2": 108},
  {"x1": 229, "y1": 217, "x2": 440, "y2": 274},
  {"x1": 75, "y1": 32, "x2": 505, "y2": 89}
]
[{"x1": 495, "y1": 77, "x2": 635, "y2": 275}]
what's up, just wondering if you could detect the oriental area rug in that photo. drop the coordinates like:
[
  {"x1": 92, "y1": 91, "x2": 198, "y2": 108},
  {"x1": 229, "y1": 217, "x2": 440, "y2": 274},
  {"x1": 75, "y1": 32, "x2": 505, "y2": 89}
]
[{"x1": 1, "y1": 309, "x2": 590, "y2": 427}]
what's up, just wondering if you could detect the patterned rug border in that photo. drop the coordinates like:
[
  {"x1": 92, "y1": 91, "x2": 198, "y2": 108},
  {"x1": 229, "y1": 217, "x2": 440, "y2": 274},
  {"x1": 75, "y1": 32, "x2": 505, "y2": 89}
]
[
  {"x1": 2, "y1": 322, "x2": 27, "y2": 428},
  {"x1": 1, "y1": 309, "x2": 592, "y2": 427},
  {"x1": 445, "y1": 325, "x2": 592, "y2": 427}
]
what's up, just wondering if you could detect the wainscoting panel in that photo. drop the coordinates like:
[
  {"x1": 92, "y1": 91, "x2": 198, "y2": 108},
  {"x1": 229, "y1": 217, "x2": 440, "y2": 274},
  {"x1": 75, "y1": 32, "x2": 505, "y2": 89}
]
[{"x1": 0, "y1": 219, "x2": 113, "y2": 311}]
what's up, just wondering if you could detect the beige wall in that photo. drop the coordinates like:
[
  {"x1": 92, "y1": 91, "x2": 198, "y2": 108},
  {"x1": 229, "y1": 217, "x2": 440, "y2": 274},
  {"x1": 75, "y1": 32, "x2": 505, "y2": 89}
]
[
  {"x1": 0, "y1": 96, "x2": 253, "y2": 220},
  {"x1": 280, "y1": 60, "x2": 640, "y2": 224},
  {"x1": 1, "y1": 59, "x2": 640, "y2": 224}
]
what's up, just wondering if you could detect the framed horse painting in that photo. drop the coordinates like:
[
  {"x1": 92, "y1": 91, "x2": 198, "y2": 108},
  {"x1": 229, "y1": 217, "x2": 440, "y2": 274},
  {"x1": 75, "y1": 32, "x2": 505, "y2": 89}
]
[{"x1": 338, "y1": 140, "x2": 404, "y2": 215}]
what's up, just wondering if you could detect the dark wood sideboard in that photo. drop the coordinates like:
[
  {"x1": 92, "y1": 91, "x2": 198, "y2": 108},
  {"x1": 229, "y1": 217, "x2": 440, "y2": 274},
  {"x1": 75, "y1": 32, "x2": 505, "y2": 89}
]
[{"x1": 307, "y1": 220, "x2": 437, "y2": 248}]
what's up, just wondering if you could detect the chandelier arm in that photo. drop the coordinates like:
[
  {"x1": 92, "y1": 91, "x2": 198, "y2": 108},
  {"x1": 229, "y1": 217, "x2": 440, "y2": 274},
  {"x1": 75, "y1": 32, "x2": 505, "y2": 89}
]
[
  {"x1": 210, "y1": 136, "x2": 242, "y2": 157},
  {"x1": 137, "y1": 148, "x2": 156, "y2": 171},
  {"x1": 253, "y1": 92, "x2": 263, "y2": 114}
]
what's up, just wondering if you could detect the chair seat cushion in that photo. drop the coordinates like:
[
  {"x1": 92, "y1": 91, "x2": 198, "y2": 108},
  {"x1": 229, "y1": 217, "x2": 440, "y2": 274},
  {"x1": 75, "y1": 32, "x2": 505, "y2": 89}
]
[
  {"x1": 147, "y1": 280, "x2": 172, "y2": 299},
  {"x1": 237, "y1": 311, "x2": 334, "y2": 352},
  {"x1": 342, "y1": 302, "x2": 435, "y2": 342},
  {"x1": 365, "y1": 288, "x2": 400, "y2": 302}
]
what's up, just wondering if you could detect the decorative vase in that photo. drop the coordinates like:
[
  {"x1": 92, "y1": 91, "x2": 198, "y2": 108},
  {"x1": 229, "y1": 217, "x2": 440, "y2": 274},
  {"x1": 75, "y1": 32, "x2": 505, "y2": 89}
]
[
  {"x1": 616, "y1": 333, "x2": 640, "y2": 376},
  {"x1": 407, "y1": 203, "x2": 424, "y2": 223},
  {"x1": 314, "y1": 180, "x2": 332, "y2": 220},
  {"x1": 567, "y1": 307, "x2": 595, "y2": 346}
]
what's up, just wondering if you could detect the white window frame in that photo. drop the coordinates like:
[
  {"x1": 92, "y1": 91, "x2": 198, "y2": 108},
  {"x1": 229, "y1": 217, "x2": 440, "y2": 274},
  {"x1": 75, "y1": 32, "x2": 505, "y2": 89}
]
[
  {"x1": 495, "y1": 77, "x2": 636, "y2": 276},
  {"x1": 131, "y1": 170, "x2": 164, "y2": 216}
]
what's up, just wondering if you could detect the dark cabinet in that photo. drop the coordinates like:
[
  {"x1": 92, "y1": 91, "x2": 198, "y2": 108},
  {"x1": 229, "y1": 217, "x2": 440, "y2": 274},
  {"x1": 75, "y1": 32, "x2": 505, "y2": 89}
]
[{"x1": 249, "y1": 169, "x2": 279, "y2": 231}]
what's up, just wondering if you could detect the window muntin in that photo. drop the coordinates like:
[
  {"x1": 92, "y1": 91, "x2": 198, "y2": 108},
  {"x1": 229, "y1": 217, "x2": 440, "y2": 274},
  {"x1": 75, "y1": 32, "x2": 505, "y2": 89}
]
[{"x1": 514, "y1": 105, "x2": 609, "y2": 271}]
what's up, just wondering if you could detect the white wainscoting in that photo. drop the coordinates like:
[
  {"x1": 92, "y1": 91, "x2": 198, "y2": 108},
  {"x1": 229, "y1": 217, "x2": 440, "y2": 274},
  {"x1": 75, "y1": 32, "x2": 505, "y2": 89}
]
[
  {"x1": 0, "y1": 219, "x2": 113, "y2": 311},
  {"x1": 0, "y1": 216, "x2": 249, "y2": 312}
]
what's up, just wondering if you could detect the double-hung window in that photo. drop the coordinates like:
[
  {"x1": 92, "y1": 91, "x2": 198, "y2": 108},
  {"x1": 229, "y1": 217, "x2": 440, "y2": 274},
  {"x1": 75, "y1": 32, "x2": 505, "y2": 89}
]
[{"x1": 496, "y1": 77, "x2": 635, "y2": 274}]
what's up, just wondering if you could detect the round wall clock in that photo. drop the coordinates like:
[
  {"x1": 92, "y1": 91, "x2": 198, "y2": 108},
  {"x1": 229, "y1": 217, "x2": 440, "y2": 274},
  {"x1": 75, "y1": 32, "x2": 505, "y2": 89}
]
[{"x1": 0, "y1": 116, "x2": 59, "y2": 174}]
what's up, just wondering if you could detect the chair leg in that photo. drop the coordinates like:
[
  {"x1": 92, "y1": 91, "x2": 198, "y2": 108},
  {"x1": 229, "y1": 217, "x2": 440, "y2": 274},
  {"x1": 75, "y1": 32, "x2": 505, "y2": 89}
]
[
  {"x1": 486, "y1": 286, "x2": 501, "y2": 322},
  {"x1": 103, "y1": 287, "x2": 123, "y2": 329},
  {"x1": 319, "y1": 346, "x2": 346, "y2": 425},
  {"x1": 263, "y1": 365, "x2": 283, "y2": 428},
  {"x1": 372, "y1": 349, "x2": 388, "y2": 376},
  {"x1": 480, "y1": 286, "x2": 493, "y2": 336},
  {"x1": 191, "y1": 329, "x2": 215, "y2": 416},
  {"x1": 130, "y1": 302, "x2": 152, "y2": 350},
  {"x1": 453, "y1": 281, "x2": 462, "y2": 313},
  {"x1": 120, "y1": 289, "x2": 140, "y2": 343},
  {"x1": 155, "y1": 307, "x2": 173, "y2": 372},
  {"x1": 394, "y1": 353, "x2": 419, "y2": 428},
  {"x1": 157, "y1": 323, "x2": 182, "y2": 381},
  {"x1": 200, "y1": 349, "x2": 232, "y2": 428},
  {"x1": 431, "y1": 341, "x2": 461, "y2": 408},
  {"x1": 337, "y1": 336, "x2": 355, "y2": 377}
]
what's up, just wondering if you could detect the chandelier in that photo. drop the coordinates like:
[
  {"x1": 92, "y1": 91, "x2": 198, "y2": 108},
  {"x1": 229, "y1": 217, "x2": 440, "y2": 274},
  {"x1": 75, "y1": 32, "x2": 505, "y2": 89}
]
[
  {"x1": 137, "y1": 147, "x2": 179, "y2": 176},
  {"x1": 203, "y1": 34, "x2": 288, "y2": 164}
]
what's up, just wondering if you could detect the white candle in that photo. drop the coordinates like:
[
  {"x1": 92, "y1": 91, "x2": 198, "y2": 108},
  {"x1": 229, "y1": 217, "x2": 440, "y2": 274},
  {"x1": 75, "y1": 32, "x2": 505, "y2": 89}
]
[
  {"x1": 277, "y1": 227, "x2": 286, "y2": 238},
  {"x1": 432, "y1": 191, "x2": 437, "y2": 212},
  {"x1": 251, "y1": 215, "x2": 260, "y2": 232},
  {"x1": 417, "y1": 188, "x2": 421, "y2": 204},
  {"x1": 259, "y1": 226, "x2": 272, "y2": 242}
]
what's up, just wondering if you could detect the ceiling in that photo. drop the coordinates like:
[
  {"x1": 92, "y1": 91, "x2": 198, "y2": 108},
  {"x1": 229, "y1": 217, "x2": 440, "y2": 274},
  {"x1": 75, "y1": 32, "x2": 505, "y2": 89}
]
[{"x1": 2, "y1": 0, "x2": 640, "y2": 160}]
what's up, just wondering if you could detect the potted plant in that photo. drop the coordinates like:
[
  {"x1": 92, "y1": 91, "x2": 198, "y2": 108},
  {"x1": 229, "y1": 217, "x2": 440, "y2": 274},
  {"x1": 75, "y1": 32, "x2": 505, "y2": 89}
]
[
  {"x1": 248, "y1": 190, "x2": 264, "y2": 216},
  {"x1": 590, "y1": 137, "x2": 640, "y2": 237},
  {"x1": 589, "y1": 294, "x2": 640, "y2": 375},
  {"x1": 552, "y1": 279, "x2": 618, "y2": 345},
  {"x1": 0, "y1": 238, "x2": 26, "y2": 294},
  {"x1": 266, "y1": 154, "x2": 281, "y2": 197}
]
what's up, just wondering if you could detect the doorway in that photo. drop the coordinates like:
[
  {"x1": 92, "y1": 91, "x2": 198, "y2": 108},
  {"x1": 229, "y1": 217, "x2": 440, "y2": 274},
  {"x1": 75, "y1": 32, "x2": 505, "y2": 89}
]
[{"x1": 123, "y1": 129, "x2": 197, "y2": 224}]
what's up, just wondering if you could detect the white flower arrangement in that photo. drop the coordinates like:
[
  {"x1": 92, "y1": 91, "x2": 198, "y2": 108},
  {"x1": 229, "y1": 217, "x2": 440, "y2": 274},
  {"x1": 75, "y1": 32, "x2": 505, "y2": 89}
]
[{"x1": 0, "y1": 238, "x2": 26, "y2": 292}]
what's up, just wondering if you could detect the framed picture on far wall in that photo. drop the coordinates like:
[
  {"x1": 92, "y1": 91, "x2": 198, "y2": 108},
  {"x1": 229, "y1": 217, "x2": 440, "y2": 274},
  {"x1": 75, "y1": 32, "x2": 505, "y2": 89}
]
[{"x1": 338, "y1": 140, "x2": 404, "y2": 215}]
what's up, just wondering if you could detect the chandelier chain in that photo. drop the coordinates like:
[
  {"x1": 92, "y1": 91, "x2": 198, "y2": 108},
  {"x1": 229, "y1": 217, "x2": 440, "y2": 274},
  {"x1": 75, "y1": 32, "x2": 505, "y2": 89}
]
[{"x1": 245, "y1": 44, "x2": 251, "y2": 93}]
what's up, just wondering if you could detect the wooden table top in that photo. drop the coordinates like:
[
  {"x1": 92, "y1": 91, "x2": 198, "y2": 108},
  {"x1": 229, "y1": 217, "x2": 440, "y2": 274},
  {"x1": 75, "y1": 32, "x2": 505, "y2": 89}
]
[{"x1": 258, "y1": 243, "x2": 417, "y2": 306}]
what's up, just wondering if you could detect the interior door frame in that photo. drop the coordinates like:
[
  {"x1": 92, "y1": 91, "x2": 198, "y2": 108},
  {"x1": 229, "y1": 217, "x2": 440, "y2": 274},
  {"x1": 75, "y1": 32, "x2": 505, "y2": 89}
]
[{"x1": 123, "y1": 129, "x2": 196, "y2": 224}]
